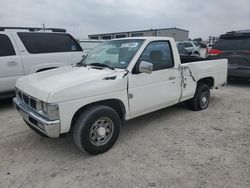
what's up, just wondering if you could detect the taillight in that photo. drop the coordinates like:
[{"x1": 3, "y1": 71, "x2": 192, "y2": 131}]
[
  {"x1": 247, "y1": 50, "x2": 250, "y2": 53},
  {"x1": 209, "y1": 49, "x2": 223, "y2": 56}
]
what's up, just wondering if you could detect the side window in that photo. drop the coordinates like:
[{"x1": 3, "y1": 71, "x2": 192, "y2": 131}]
[
  {"x1": 0, "y1": 34, "x2": 16, "y2": 57},
  {"x1": 137, "y1": 41, "x2": 174, "y2": 71},
  {"x1": 17, "y1": 32, "x2": 82, "y2": 54}
]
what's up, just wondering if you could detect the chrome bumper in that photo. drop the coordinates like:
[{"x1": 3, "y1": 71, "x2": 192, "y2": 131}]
[{"x1": 13, "y1": 97, "x2": 60, "y2": 138}]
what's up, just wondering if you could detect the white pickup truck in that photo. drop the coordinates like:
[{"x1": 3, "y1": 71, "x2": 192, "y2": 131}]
[
  {"x1": 13, "y1": 37, "x2": 227, "y2": 155},
  {"x1": 0, "y1": 27, "x2": 83, "y2": 98}
]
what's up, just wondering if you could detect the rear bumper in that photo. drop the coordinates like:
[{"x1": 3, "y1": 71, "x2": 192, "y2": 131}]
[
  {"x1": 228, "y1": 68, "x2": 250, "y2": 78},
  {"x1": 13, "y1": 97, "x2": 60, "y2": 138}
]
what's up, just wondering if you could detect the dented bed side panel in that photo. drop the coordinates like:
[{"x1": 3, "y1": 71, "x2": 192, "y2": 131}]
[{"x1": 186, "y1": 59, "x2": 228, "y2": 87}]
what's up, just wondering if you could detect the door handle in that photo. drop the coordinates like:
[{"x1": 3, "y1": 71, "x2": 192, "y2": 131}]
[
  {"x1": 169, "y1": 76, "x2": 176, "y2": 80},
  {"x1": 7, "y1": 61, "x2": 18, "y2": 66}
]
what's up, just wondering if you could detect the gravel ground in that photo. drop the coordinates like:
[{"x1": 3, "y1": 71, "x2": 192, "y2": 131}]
[{"x1": 0, "y1": 80, "x2": 249, "y2": 188}]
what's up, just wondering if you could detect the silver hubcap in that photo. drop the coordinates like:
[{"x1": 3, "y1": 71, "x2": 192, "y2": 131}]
[
  {"x1": 201, "y1": 97, "x2": 207, "y2": 103},
  {"x1": 89, "y1": 117, "x2": 114, "y2": 146},
  {"x1": 200, "y1": 91, "x2": 209, "y2": 108}
]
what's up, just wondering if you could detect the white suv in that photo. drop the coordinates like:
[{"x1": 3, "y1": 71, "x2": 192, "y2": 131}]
[
  {"x1": 0, "y1": 27, "x2": 84, "y2": 98},
  {"x1": 79, "y1": 39, "x2": 104, "y2": 55},
  {"x1": 177, "y1": 41, "x2": 200, "y2": 56}
]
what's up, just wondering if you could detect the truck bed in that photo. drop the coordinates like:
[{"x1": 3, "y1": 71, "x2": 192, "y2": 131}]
[
  {"x1": 183, "y1": 58, "x2": 228, "y2": 88},
  {"x1": 180, "y1": 55, "x2": 208, "y2": 64}
]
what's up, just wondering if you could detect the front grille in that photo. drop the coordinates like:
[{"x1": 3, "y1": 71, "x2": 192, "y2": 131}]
[
  {"x1": 30, "y1": 98, "x2": 37, "y2": 109},
  {"x1": 23, "y1": 94, "x2": 29, "y2": 105},
  {"x1": 16, "y1": 89, "x2": 38, "y2": 110}
]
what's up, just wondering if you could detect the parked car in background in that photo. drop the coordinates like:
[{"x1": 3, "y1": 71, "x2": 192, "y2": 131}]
[
  {"x1": 177, "y1": 44, "x2": 189, "y2": 55},
  {"x1": 177, "y1": 41, "x2": 200, "y2": 56},
  {"x1": 0, "y1": 27, "x2": 84, "y2": 98},
  {"x1": 208, "y1": 30, "x2": 250, "y2": 79},
  {"x1": 13, "y1": 37, "x2": 227, "y2": 155},
  {"x1": 79, "y1": 39, "x2": 104, "y2": 55},
  {"x1": 177, "y1": 44, "x2": 205, "y2": 63},
  {"x1": 200, "y1": 41, "x2": 208, "y2": 48}
]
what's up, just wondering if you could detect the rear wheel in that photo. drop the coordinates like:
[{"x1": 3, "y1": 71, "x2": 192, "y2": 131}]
[
  {"x1": 73, "y1": 105, "x2": 121, "y2": 155},
  {"x1": 186, "y1": 83, "x2": 210, "y2": 111}
]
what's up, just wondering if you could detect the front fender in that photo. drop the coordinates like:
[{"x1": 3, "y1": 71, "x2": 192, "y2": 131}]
[{"x1": 58, "y1": 90, "x2": 129, "y2": 134}]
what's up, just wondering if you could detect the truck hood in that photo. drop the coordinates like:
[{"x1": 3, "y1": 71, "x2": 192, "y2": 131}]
[{"x1": 16, "y1": 66, "x2": 128, "y2": 102}]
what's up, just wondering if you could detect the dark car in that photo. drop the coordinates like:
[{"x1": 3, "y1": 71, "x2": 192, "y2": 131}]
[{"x1": 208, "y1": 30, "x2": 250, "y2": 79}]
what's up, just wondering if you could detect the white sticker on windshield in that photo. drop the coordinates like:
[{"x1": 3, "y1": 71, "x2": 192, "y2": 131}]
[
  {"x1": 120, "y1": 61, "x2": 126, "y2": 65},
  {"x1": 121, "y1": 43, "x2": 138, "y2": 48}
]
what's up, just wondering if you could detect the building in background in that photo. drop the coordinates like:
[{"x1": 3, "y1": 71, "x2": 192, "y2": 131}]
[{"x1": 88, "y1": 27, "x2": 189, "y2": 41}]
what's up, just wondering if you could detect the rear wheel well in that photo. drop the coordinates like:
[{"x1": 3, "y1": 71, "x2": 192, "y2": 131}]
[
  {"x1": 70, "y1": 99, "x2": 126, "y2": 132},
  {"x1": 197, "y1": 77, "x2": 214, "y2": 88}
]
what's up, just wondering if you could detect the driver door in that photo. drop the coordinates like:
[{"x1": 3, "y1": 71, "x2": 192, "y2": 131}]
[{"x1": 128, "y1": 41, "x2": 181, "y2": 117}]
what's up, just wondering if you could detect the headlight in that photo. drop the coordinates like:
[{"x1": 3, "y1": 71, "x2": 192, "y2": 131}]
[{"x1": 41, "y1": 102, "x2": 59, "y2": 120}]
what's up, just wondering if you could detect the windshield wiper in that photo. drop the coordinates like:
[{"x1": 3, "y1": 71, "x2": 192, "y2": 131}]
[
  {"x1": 75, "y1": 54, "x2": 88, "y2": 67},
  {"x1": 89, "y1": 63, "x2": 115, "y2": 70},
  {"x1": 75, "y1": 62, "x2": 86, "y2": 67}
]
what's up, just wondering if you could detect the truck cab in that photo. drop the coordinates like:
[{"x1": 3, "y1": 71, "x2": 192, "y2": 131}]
[{"x1": 13, "y1": 37, "x2": 227, "y2": 155}]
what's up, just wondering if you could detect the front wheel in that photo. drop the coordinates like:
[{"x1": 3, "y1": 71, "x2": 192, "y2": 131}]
[
  {"x1": 73, "y1": 105, "x2": 121, "y2": 155},
  {"x1": 186, "y1": 83, "x2": 210, "y2": 111}
]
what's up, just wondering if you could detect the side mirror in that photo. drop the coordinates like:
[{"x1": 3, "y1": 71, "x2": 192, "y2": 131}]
[{"x1": 139, "y1": 61, "x2": 153, "y2": 74}]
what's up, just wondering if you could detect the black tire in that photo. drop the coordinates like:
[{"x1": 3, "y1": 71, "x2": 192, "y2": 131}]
[
  {"x1": 73, "y1": 105, "x2": 121, "y2": 155},
  {"x1": 186, "y1": 83, "x2": 210, "y2": 111},
  {"x1": 24, "y1": 120, "x2": 48, "y2": 137}
]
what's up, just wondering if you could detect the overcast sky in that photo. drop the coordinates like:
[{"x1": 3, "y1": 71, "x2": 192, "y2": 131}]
[{"x1": 0, "y1": 0, "x2": 250, "y2": 40}]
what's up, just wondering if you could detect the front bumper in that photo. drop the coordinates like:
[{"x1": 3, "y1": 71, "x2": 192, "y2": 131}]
[{"x1": 13, "y1": 97, "x2": 60, "y2": 138}]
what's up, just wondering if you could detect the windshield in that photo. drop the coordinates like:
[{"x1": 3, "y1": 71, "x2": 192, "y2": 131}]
[{"x1": 79, "y1": 39, "x2": 144, "y2": 69}]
